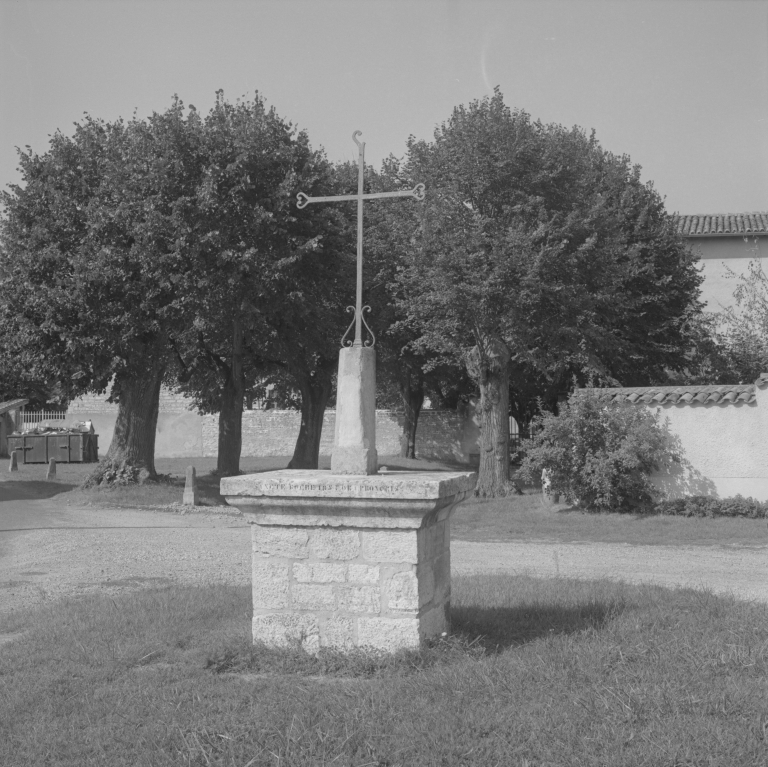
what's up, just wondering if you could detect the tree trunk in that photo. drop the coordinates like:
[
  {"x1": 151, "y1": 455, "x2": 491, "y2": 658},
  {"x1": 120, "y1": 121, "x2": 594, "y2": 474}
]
[
  {"x1": 465, "y1": 336, "x2": 512, "y2": 497},
  {"x1": 398, "y1": 367, "x2": 424, "y2": 459},
  {"x1": 288, "y1": 370, "x2": 332, "y2": 470},
  {"x1": 216, "y1": 317, "x2": 245, "y2": 477},
  {"x1": 106, "y1": 355, "x2": 165, "y2": 478}
]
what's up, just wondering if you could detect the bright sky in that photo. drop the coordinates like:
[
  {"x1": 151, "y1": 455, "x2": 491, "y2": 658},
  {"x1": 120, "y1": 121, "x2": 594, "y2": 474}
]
[{"x1": 2, "y1": 0, "x2": 767, "y2": 215}]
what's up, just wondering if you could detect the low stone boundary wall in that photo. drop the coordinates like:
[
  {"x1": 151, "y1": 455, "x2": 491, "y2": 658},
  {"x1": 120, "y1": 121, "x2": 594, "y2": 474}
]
[
  {"x1": 66, "y1": 389, "x2": 476, "y2": 462},
  {"x1": 590, "y1": 375, "x2": 768, "y2": 501}
]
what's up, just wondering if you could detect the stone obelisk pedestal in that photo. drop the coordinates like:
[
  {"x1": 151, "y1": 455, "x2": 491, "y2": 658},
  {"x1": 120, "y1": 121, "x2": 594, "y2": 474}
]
[
  {"x1": 331, "y1": 346, "x2": 377, "y2": 475},
  {"x1": 221, "y1": 470, "x2": 476, "y2": 652}
]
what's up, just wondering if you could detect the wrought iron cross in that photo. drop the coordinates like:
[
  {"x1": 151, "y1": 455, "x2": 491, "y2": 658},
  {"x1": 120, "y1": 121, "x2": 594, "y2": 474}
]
[{"x1": 297, "y1": 131, "x2": 425, "y2": 347}]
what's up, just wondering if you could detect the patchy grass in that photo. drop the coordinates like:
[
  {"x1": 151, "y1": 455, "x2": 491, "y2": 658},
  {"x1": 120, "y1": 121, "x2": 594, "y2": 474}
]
[
  {"x1": 451, "y1": 492, "x2": 768, "y2": 548},
  {"x1": 4, "y1": 454, "x2": 767, "y2": 546},
  {"x1": 1, "y1": 576, "x2": 766, "y2": 766}
]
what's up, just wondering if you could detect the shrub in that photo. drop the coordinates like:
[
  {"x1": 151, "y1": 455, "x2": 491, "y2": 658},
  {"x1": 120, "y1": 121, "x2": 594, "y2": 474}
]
[
  {"x1": 654, "y1": 495, "x2": 768, "y2": 518},
  {"x1": 519, "y1": 388, "x2": 679, "y2": 513}
]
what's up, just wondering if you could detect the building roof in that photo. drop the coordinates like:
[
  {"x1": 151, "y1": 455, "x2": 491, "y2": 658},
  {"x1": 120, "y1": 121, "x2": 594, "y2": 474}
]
[
  {"x1": 586, "y1": 383, "x2": 760, "y2": 406},
  {"x1": 676, "y1": 213, "x2": 768, "y2": 237},
  {"x1": 0, "y1": 399, "x2": 28, "y2": 416}
]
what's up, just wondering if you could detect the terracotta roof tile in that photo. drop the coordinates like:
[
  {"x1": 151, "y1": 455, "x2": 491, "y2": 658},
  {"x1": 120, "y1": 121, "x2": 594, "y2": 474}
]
[
  {"x1": 584, "y1": 383, "x2": 759, "y2": 406},
  {"x1": 675, "y1": 213, "x2": 768, "y2": 237}
]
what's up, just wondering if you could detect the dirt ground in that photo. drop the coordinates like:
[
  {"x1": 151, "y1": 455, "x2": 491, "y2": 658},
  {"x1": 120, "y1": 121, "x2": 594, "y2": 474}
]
[{"x1": 1, "y1": 488, "x2": 766, "y2": 622}]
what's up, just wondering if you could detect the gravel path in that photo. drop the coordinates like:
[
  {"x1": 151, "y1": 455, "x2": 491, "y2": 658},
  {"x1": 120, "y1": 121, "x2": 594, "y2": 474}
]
[
  {"x1": 1, "y1": 503, "x2": 766, "y2": 621},
  {"x1": 453, "y1": 539, "x2": 768, "y2": 603}
]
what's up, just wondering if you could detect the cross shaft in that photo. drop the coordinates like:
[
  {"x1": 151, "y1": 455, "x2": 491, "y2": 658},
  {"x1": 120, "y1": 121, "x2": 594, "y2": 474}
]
[{"x1": 296, "y1": 131, "x2": 425, "y2": 346}]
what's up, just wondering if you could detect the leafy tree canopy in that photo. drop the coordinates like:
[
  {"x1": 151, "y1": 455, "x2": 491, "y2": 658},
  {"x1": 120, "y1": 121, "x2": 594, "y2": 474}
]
[{"x1": 395, "y1": 90, "x2": 703, "y2": 495}]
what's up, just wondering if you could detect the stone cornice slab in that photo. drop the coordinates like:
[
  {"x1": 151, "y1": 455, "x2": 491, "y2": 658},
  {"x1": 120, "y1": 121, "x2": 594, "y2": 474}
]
[
  {"x1": 221, "y1": 469, "x2": 478, "y2": 529},
  {"x1": 221, "y1": 469, "x2": 477, "y2": 501}
]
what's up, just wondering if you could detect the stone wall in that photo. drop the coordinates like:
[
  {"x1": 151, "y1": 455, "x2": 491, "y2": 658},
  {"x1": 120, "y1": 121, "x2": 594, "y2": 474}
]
[
  {"x1": 590, "y1": 378, "x2": 768, "y2": 501},
  {"x1": 66, "y1": 388, "x2": 476, "y2": 462},
  {"x1": 250, "y1": 524, "x2": 447, "y2": 651},
  {"x1": 651, "y1": 390, "x2": 768, "y2": 500}
]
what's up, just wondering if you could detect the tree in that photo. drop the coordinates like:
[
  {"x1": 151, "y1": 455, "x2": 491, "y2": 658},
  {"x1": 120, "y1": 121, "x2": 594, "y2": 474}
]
[
  {"x1": 166, "y1": 92, "x2": 344, "y2": 476},
  {"x1": 362, "y1": 158, "x2": 471, "y2": 458},
  {"x1": 716, "y1": 251, "x2": 768, "y2": 382},
  {"x1": 0, "y1": 102, "x2": 202, "y2": 477},
  {"x1": 396, "y1": 90, "x2": 703, "y2": 496},
  {"x1": 259, "y1": 159, "x2": 355, "y2": 470},
  {"x1": 0, "y1": 93, "x2": 348, "y2": 478}
]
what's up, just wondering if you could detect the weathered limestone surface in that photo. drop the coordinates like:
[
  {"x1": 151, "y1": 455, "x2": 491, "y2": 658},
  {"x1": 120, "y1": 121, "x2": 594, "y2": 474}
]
[
  {"x1": 331, "y1": 347, "x2": 377, "y2": 475},
  {"x1": 182, "y1": 465, "x2": 198, "y2": 506},
  {"x1": 221, "y1": 470, "x2": 476, "y2": 652}
]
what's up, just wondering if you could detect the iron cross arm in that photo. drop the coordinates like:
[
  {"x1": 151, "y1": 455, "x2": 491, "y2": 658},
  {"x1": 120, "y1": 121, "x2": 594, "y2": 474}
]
[
  {"x1": 296, "y1": 184, "x2": 425, "y2": 209},
  {"x1": 295, "y1": 131, "x2": 424, "y2": 348}
]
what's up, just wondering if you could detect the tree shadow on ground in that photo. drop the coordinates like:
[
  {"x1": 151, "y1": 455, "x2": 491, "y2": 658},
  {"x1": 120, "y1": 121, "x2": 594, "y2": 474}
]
[
  {"x1": 378, "y1": 457, "x2": 473, "y2": 473},
  {"x1": 451, "y1": 599, "x2": 625, "y2": 651},
  {"x1": 0, "y1": 480, "x2": 78, "y2": 502},
  {"x1": 196, "y1": 474, "x2": 233, "y2": 505}
]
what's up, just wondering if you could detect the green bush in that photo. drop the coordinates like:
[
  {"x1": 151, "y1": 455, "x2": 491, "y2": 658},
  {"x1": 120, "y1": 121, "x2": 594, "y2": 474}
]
[
  {"x1": 519, "y1": 388, "x2": 679, "y2": 513},
  {"x1": 654, "y1": 495, "x2": 768, "y2": 518}
]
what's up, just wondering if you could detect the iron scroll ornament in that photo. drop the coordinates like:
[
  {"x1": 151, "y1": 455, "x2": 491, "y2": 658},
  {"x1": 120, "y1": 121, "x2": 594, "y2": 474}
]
[
  {"x1": 294, "y1": 131, "x2": 425, "y2": 348},
  {"x1": 340, "y1": 305, "x2": 375, "y2": 348}
]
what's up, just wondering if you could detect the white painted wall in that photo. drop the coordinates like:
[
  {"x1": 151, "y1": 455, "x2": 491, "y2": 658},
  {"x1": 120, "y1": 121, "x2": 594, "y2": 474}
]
[
  {"x1": 688, "y1": 235, "x2": 767, "y2": 312},
  {"x1": 650, "y1": 382, "x2": 768, "y2": 501}
]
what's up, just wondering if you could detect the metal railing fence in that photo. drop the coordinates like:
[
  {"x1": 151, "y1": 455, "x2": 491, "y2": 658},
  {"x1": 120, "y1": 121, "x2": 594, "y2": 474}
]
[{"x1": 22, "y1": 411, "x2": 67, "y2": 424}]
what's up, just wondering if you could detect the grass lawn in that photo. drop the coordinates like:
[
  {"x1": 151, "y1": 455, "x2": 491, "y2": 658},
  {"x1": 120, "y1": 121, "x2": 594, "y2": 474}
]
[
  {"x1": 1, "y1": 575, "x2": 766, "y2": 766},
  {"x1": 451, "y1": 492, "x2": 768, "y2": 548},
  {"x1": 5, "y1": 455, "x2": 766, "y2": 549}
]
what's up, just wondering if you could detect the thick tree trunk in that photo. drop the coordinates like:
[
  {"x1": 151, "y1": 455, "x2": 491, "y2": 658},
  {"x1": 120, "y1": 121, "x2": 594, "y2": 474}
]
[
  {"x1": 216, "y1": 318, "x2": 245, "y2": 477},
  {"x1": 398, "y1": 367, "x2": 424, "y2": 459},
  {"x1": 106, "y1": 355, "x2": 165, "y2": 478},
  {"x1": 288, "y1": 371, "x2": 332, "y2": 470},
  {"x1": 466, "y1": 336, "x2": 512, "y2": 497}
]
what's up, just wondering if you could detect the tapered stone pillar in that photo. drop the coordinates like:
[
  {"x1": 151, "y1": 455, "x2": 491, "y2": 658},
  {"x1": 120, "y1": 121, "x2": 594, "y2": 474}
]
[
  {"x1": 183, "y1": 465, "x2": 198, "y2": 506},
  {"x1": 331, "y1": 345, "x2": 377, "y2": 475}
]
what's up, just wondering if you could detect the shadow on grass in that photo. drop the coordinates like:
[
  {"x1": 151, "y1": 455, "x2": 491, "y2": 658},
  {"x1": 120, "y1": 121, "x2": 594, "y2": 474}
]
[
  {"x1": 452, "y1": 598, "x2": 626, "y2": 650},
  {"x1": 378, "y1": 456, "x2": 473, "y2": 473},
  {"x1": 0, "y1": 480, "x2": 78, "y2": 502}
]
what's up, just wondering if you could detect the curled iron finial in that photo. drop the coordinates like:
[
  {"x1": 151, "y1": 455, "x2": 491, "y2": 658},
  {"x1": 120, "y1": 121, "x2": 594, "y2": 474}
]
[
  {"x1": 352, "y1": 130, "x2": 363, "y2": 149},
  {"x1": 412, "y1": 183, "x2": 425, "y2": 201},
  {"x1": 296, "y1": 192, "x2": 309, "y2": 209},
  {"x1": 340, "y1": 305, "x2": 375, "y2": 348},
  {"x1": 360, "y1": 305, "x2": 375, "y2": 347},
  {"x1": 341, "y1": 307, "x2": 356, "y2": 348}
]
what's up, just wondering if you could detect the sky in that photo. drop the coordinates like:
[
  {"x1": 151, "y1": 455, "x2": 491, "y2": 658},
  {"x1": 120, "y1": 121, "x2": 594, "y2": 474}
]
[{"x1": 1, "y1": 0, "x2": 767, "y2": 215}]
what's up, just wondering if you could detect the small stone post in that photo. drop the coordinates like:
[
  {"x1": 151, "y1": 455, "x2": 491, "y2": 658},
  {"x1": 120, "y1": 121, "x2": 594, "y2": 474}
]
[
  {"x1": 183, "y1": 465, "x2": 198, "y2": 506},
  {"x1": 541, "y1": 469, "x2": 560, "y2": 505},
  {"x1": 46, "y1": 458, "x2": 56, "y2": 480},
  {"x1": 9, "y1": 450, "x2": 18, "y2": 472}
]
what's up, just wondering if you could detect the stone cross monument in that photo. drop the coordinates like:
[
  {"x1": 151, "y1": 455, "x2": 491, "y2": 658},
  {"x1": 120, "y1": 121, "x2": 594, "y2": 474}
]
[
  {"x1": 297, "y1": 131, "x2": 425, "y2": 474},
  {"x1": 221, "y1": 133, "x2": 476, "y2": 653}
]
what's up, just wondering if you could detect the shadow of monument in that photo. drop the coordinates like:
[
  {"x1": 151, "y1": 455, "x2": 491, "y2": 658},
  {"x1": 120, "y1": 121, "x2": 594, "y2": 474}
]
[
  {"x1": 0, "y1": 480, "x2": 78, "y2": 502},
  {"x1": 451, "y1": 598, "x2": 625, "y2": 651}
]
